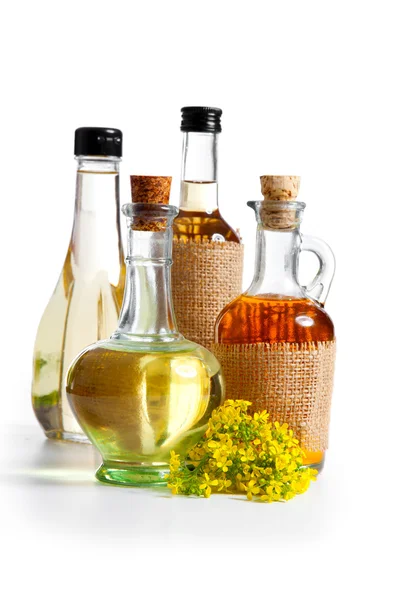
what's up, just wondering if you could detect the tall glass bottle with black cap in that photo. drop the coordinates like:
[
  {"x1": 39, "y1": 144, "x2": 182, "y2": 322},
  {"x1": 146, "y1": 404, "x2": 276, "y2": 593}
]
[
  {"x1": 174, "y1": 106, "x2": 240, "y2": 242},
  {"x1": 172, "y1": 107, "x2": 244, "y2": 350},
  {"x1": 32, "y1": 127, "x2": 126, "y2": 442}
]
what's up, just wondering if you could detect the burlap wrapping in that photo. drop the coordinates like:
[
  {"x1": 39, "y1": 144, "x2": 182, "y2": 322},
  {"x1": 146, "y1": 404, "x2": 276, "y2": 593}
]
[
  {"x1": 212, "y1": 340, "x2": 336, "y2": 451},
  {"x1": 172, "y1": 240, "x2": 244, "y2": 350}
]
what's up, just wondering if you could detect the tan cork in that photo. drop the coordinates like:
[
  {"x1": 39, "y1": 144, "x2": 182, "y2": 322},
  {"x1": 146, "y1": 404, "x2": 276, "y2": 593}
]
[
  {"x1": 260, "y1": 175, "x2": 300, "y2": 201},
  {"x1": 259, "y1": 175, "x2": 301, "y2": 230},
  {"x1": 130, "y1": 175, "x2": 172, "y2": 205},
  {"x1": 129, "y1": 175, "x2": 172, "y2": 231}
]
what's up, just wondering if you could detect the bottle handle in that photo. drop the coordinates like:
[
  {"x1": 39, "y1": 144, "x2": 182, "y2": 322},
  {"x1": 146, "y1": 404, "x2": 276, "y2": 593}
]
[{"x1": 300, "y1": 235, "x2": 335, "y2": 306}]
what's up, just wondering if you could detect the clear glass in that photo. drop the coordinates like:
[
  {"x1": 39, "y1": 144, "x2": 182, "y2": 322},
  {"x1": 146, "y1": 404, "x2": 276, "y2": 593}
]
[
  {"x1": 66, "y1": 203, "x2": 224, "y2": 486},
  {"x1": 173, "y1": 131, "x2": 240, "y2": 242},
  {"x1": 32, "y1": 156, "x2": 125, "y2": 442},
  {"x1": 215, "y1": 200, "x2": 335, "y2": 470}
]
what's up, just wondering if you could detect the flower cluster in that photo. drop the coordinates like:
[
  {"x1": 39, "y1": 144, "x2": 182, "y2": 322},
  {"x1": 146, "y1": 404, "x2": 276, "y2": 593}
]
[{"x1": 166, "y1": 400, "x2": 317, "y2": 502}]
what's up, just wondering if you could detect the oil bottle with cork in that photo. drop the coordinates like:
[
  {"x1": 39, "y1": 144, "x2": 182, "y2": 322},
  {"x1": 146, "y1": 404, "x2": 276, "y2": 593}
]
[
  {"x1": 213, "y1": 176, "x2": 336, "y2": 471},
  {"x1": 66, "y1": 176, "x2": 224, "y2": 486}
]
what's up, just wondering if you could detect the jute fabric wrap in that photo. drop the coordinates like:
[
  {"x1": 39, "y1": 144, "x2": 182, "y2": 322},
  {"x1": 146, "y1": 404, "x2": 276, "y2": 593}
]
[
  {"x1": 212, "y1": 340, "x2": 336, "y2": 451},
  {"x1": 172, "y1": 240, "x2": 244, "y2": 350}
]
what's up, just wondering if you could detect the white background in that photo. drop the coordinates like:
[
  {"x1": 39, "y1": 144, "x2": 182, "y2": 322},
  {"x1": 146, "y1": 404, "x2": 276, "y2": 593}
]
[{"x1": 1, "y1": 1, "x2": 399, "y2": 598}]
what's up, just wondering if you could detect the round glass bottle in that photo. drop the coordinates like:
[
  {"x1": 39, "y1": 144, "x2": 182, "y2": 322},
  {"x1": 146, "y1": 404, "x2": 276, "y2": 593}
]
[
  {"x1": 214, "y1": 176, "x2": 335, "y2": 472},
  {"x1": 66, "y1": 182, "x2": 224, "y2": 486}
]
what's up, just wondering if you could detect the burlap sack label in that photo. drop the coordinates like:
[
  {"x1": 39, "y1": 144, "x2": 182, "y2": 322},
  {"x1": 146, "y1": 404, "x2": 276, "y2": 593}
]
[
  {"x1": 212, "y1": 340, "x2": 336, "y2": 451},
  {"x1": 172, "y1": 240, "x2": 244, "y2": 350}
]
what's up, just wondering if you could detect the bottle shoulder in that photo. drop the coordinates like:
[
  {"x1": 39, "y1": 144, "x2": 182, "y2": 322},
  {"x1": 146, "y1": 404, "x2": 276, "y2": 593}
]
[
  {"x1": 99, "y1": 336, "x2": 221, "y2": 365},
  {"x1": 173, "y1": 209, "x2": 240, "y2": 243},
  {"x1": 216, "y1": 294, "x2": 335, "y2": 344},
  {"x1": 67, "y1": 337, "x2": 222, "y2": 389}
]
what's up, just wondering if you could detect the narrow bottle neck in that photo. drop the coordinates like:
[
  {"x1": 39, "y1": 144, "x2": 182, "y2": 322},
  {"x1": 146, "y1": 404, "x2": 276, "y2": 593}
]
[
  {"x1": 116, "y1": 226, "x2": 179, "y2": 341},
  {"x1": 247, "y1": 227, "x2": 303, "y2": 297},
  {"x1": 71, "y1": 156, "x2": 122, "y2": 275},
  {"x1": 180, "y1": 131, "x2": 219, "y2": 212}
]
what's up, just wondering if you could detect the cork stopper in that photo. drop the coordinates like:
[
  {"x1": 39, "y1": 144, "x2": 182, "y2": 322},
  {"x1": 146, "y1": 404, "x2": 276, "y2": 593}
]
[
  {"x1": 130, "y1": 175, "x2": 172, "y2": 205},
  {"x1": 260, "y1": 175, "x2": 300, "y2": 201},
  {"x1": 259, "y1": 175, "x2": 302, "y2": 230},
  {"x1": 129, "y1": 175, "x2": 172, "y2": 231}
]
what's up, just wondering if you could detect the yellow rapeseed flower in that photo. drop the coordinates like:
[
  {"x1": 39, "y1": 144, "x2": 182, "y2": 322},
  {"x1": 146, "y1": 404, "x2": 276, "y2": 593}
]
[{"x1": 165, "y1": 400, "x2": 318, "y2": 503}]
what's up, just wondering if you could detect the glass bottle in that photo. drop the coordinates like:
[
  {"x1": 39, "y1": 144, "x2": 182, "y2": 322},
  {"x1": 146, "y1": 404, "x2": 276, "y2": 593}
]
[
  {"x1": 32, "y1": 128, "x2": 125, "y2": 442},
  {"x1": 173, "y1": 106, "x2": 240, "y2": 242},
  {"x1": 66, "y1": 176, "x2": 224, "y2": 486},
  {"x1": 172, "y1": 106, "x2": 244, "y2": 350},
  {"x1": 214, "y1": 176, "x2": 335, "y2": 471}
]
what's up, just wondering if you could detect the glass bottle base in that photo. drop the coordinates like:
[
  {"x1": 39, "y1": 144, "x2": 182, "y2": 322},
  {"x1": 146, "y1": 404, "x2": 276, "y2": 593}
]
[
  {"x1": 45, "y1": 429, "x2": 89, "y2": 444},
  {"x1": 95, "y1": 461, "x2": 169, "y2": 487},
  {"x1": 304, "y1": 455, "x2": 325, "y2": 473}
]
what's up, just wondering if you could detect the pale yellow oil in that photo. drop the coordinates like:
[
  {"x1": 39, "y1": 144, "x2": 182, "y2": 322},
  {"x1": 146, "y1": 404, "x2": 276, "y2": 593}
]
[
  {"x1": 66, "y1": 339, "x2": 223, "y2": 465},
  {"x1": 32, "y1": 170, "x2": 125, "y2": 441},
  {"x1": 173, "y1": 181, "x2": 241, "y2": 242}
]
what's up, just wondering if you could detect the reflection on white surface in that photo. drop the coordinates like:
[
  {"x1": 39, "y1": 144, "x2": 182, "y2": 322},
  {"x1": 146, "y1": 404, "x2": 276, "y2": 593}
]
[
  {"x1": 0, "y1": 423, "x2": 392, "y2": 600},
  {"x1": 0, "y1": 426, "x2": 336, "y2": 547},
  {"x1": 4, "y1": 435, "x2": 99, "y2": 485}
]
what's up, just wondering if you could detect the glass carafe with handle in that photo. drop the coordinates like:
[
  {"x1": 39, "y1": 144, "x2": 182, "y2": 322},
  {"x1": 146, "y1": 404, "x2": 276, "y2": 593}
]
[{"x1": 214, "y1": 175, "x2": 335, "y2": 471}]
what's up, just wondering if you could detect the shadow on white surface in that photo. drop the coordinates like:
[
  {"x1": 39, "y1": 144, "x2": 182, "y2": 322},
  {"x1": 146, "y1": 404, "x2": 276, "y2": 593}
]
[{"x1": 0, "y1": 425, "x2": 341, "y2": 549}]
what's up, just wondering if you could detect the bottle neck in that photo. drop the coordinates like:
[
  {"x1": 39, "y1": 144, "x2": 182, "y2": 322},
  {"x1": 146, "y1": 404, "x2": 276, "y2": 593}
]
[
  {"x1": 115, "y1": 219, "x2": 180, "y2": 341},
  {"x1": 180, "y1": 131, "x2": 219, "y2": 212},
  {"x1": 71, "y1": 156, "x2": 122, "y2": 275},
  {"x1": 247, "y1": 227, "x2": 303, "y2": 297}
]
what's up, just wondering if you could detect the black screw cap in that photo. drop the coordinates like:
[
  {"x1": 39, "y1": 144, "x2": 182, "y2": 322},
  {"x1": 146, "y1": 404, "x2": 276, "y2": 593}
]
[
  {"x1": 180, "y1": 107, "x2": 222, "y2": 133},
  {"x1": 74, "y1": 127, "x2": 123, "y2": 158}
]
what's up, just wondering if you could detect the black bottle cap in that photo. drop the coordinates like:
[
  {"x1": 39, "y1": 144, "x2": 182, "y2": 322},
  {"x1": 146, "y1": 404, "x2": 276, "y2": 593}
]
[
  {"x1": 74, "y1": 127, "x2": 123, "y2": 158},
  {"x1": 180, "y1": 106, "x2": 222, "y2": 133}
]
